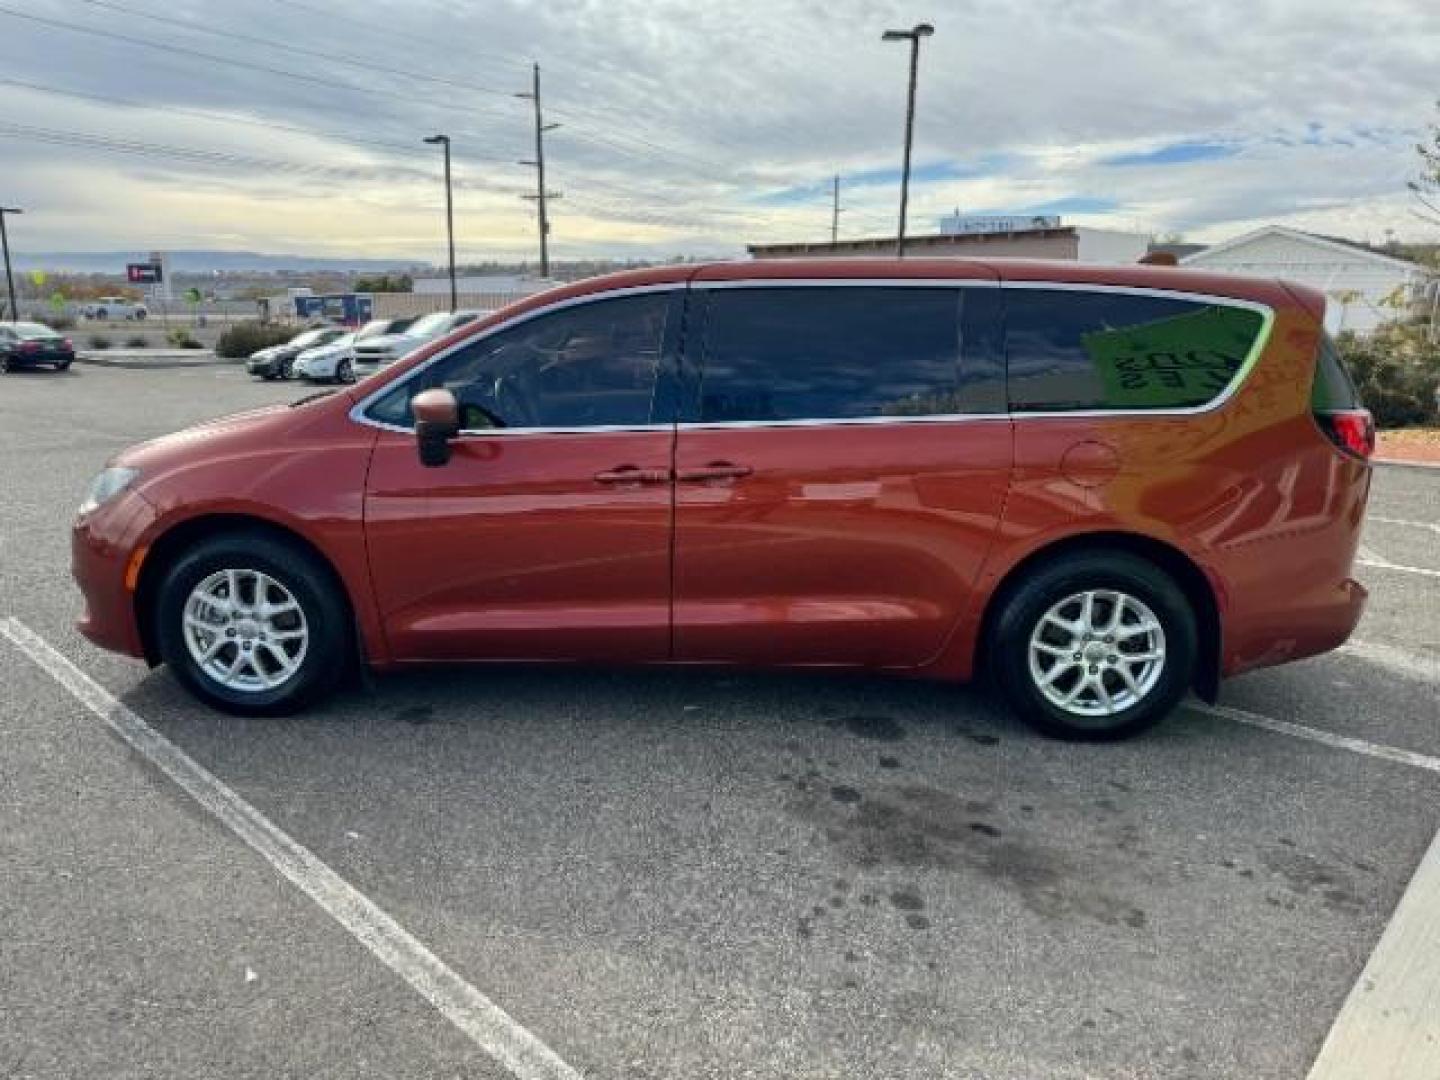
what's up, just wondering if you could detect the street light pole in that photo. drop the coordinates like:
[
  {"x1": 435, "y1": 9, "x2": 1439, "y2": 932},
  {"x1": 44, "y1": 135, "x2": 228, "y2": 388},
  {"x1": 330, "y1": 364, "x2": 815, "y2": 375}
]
[
  {"x1": 0, "y1": 206, "x2": 21, "y2": 323},
  {"x1": 882, "y1": 23, "x2": 934, "y2": 258},
  {"x1": 423, "y1": 135, "x2": 457, "y2": 310}
]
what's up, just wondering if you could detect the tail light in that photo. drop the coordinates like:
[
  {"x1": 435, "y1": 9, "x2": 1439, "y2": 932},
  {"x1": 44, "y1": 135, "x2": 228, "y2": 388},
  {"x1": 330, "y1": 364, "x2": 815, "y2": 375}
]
[
  {"x1": 1316, "y1": 409, "x2": 1374, "y2": 461},
  {"x1": 61, "y1": 338, "x2": 73, "y2": 350}
]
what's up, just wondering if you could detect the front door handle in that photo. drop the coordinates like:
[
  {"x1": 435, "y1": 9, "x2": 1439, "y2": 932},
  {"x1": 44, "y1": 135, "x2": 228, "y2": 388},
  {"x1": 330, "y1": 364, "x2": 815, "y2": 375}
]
[
  {"x1": 594, "y1": 464, "x2": 671, "y2": 485},
  {"x1": 677, "y1": 461, "x2": 753, "y2": 483}
]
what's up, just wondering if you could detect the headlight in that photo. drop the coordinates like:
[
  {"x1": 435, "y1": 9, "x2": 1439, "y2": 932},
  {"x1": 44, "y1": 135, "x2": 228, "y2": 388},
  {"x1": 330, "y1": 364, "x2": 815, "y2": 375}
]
[{"x1": 79, "y1": 466, "x2": 140, "y2": 515}]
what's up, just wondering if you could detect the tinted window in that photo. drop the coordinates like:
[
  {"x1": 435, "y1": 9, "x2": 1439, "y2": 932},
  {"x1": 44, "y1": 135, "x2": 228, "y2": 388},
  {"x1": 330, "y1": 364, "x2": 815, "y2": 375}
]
[
  {"x1": 367, "y1": 293, "x2": 669, "y2": 430},
  {"x1": 697, "y1": 287, "x2": 972, "y2": 422},
  {"x1": 1311, "y1": 333, "x2": 1360, "y2": 411},
  {"x1": 1004, "y1": 289, "x2": 1266, "y2": 411}
]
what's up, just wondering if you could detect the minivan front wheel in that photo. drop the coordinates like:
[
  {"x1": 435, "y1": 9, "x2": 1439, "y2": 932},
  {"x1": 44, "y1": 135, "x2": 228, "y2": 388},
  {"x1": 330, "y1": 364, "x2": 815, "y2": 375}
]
[
  {"x1": 154, "y1": 532, "x2": 350, "y2": 715},
  {"x1": 990, "y1": 552, "x2": 1196, "y2": 740}
]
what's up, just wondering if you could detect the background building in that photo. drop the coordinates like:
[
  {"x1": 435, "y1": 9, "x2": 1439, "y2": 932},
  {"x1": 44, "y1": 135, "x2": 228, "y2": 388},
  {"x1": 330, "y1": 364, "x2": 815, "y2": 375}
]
[
  {"x1": 1180, "y1": 225, "x2": 1436, "y2": 334},
  {"x1": 748, "y1": 220, "x2": 1150, "y2": 264}
]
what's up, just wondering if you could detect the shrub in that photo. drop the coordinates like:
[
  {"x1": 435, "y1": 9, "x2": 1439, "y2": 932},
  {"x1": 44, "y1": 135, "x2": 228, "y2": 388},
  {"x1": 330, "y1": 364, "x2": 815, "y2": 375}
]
[
  {"x1": 166, "y1": 327, "x2": 204, "y2": 350},
  {"x1": 215, "y1": 321, "x2": 296, "y2": 358},
  {"x1": 87, "y1": 334, "x2": 112, "y2": 350},
  {"x1": 1336, "y1": 322, "x2": 1440, "y2": 429},
  {"x1": 124, "y1": 334, "x2": 148, "y2": 348}
]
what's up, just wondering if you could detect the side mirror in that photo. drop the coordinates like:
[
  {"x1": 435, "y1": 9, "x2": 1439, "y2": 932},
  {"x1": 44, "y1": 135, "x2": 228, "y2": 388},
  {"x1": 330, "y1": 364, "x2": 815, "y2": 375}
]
[{"x1": 413, "y1": 388, "x2": 460, "y2": 467}]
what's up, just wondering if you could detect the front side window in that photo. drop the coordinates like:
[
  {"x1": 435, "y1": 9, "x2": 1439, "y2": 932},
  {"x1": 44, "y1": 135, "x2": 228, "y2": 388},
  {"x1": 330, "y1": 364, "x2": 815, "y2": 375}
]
[
  {"x1": 697, "y1": 287, "x2": 969, "y2": 422},
  {"x1": 367, "y1": 293, "x2": 669, "y2": 430},
  {"x1": 1004, "y1": 288, "x2": 1267, "y2": 412}
]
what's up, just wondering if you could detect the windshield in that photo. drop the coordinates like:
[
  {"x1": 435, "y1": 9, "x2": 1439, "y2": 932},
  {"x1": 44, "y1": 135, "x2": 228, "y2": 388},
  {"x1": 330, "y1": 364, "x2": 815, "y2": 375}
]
[
  {"x1": 355, "y1": 320, "x2": 392, "y2": 341},
  {"x1": 12, "y1": 322, "x2": 60, "y2": 339},
  {"x1": 406, "y1": 312, "x2": 453, "y2": 337},
  {"x1": 289, "y1": 329, "x2": 328, "y2": 347}
]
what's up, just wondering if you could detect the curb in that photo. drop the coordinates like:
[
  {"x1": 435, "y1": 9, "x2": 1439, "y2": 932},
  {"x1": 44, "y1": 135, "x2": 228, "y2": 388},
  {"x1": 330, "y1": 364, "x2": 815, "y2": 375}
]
[
  {"x1": 75, "y1": 351, "x2": 237, "y2": 370},
  {"x1": 1374, "y1": 458, "x2": 1440, "y2": 471}
]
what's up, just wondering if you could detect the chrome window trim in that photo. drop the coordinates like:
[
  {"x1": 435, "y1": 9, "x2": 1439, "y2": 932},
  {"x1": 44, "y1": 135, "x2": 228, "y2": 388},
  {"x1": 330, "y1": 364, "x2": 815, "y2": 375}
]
[{"x1": 349, "y1": 277, "x2": 1275, "y2": 436}]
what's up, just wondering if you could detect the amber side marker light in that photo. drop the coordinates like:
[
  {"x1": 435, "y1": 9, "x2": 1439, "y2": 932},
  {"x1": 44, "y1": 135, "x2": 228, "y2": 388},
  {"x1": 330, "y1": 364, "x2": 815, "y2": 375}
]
[{"x1": 124, "y1": 546, "x2": 149, "y2": 592}]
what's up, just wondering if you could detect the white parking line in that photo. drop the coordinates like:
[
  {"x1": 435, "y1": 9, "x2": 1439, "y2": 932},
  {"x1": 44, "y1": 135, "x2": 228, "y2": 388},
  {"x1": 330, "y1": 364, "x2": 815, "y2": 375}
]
[
  {"x1": 1306, "y1": 823, "x2": 1440, "y2": 1079},
  {"x1": 1357, "y1": 545, "x2": 1440, "y2": 580},
  {"x1": 1193, "y1": 702, "x2": 1440, "y2": 774},
  {"x1": 0, "y1": 617, "x2": 582, "y2": 1080},
  {"x1": 1343, "y1": 639, "x2": 1440, "y2": 686},
  {"x1": 1369, "y1": 516, "x2": 1440, "y2": 535}
]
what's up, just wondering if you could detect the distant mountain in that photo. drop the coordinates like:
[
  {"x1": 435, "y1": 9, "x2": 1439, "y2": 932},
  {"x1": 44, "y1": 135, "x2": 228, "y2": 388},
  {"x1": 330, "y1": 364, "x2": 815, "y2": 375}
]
[{"x1": 11, "y1": 250, "x2": 431, "y2": 274}]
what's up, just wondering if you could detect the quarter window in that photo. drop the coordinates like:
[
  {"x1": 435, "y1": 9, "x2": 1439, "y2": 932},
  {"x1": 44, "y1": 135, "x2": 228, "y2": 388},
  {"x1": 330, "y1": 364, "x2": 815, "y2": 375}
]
[
  {"x1": 367, "y1": 293, "x2": 669, "y2": 430},
  {"x1": 1004, "y1": 289, "x2": 1266, "y2": 412},
  {"x1": 697, "y1": 287, "x2": 976, "y2": 422}
]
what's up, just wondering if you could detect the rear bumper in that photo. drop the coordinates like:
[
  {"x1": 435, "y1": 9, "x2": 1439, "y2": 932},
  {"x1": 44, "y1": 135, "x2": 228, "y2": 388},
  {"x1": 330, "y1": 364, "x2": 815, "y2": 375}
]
[
  {"x1": 1224, "y1": 576, "x2": 1367, "y2": 677},
  {"x1": 72, "y1": 490, "x2": 157, "y2": 659}
]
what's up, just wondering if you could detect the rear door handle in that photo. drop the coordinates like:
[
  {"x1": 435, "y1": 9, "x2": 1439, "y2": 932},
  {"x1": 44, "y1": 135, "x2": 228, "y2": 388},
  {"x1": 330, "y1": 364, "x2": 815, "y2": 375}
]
[
  {"x1": 594, "y1": 464, "x2": 671, "y2": 485},
  {"x1": 677, "y1": 461, "x2": 753, "y2": 483}
]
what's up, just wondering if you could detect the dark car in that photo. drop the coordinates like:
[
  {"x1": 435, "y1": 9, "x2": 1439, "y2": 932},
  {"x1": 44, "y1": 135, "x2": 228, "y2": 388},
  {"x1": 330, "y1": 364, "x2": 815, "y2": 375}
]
[
  {"x1": 245, "y1": 326, "x2": 348, "y2": 380},
  {"x1": 1, "y1": 322, "x2": 75, "y2": 372}
]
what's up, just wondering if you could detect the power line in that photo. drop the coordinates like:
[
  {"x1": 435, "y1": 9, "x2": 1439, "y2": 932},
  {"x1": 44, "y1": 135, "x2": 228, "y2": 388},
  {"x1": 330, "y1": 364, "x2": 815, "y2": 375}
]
[
  {"x1": 0, "y1": 77, "x2": 521, "y2": 163},
  {"x1": 74, "y1": 0, "x2": 520, "y2": 101},
  {"x1": 0, "y1": 5, "x2": 519, "y2": 123}
]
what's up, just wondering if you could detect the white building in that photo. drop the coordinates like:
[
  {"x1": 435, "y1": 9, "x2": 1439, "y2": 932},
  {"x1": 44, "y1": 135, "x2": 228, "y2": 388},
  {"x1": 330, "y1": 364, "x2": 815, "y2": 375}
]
[{"x1": 1180, "y1": 225, "x2": 1435, "y2": 335}]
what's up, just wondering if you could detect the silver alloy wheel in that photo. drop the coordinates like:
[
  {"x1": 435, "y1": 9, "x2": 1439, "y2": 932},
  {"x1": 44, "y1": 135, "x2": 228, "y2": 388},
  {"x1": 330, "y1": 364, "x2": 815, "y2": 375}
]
[
  {"x1": 181, "y1": 569, "x2": 309, "y2": 693},
  {"x1": 1027, "y1": 589, "x2": 1166, "y2": 719},
  {"x1": 337, "y1": 359, "x2": 355, "y2": 384}
]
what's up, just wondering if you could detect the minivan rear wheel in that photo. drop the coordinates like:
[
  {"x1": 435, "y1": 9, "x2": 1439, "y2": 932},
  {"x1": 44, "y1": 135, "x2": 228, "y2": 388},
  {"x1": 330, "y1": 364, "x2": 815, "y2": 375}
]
[
  {"x1": 154, "y1": 531, "x2": 350, "y2": 716},
  {"x1": 990, "y1": 551, "x2": 1196, "y2": 740}
]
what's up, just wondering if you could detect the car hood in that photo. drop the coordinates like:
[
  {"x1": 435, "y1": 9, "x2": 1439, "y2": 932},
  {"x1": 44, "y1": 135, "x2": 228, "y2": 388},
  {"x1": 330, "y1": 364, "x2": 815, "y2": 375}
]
[{"x1": 114, "y1": 403, "x2": 297, "y2": 475}]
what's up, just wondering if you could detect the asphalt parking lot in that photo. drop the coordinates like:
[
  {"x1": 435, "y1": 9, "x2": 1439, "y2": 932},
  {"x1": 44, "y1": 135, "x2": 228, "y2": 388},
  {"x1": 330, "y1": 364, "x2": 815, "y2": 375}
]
[{"x1": 2, "y1": 364, "x2": 1437, "y2": 1080}]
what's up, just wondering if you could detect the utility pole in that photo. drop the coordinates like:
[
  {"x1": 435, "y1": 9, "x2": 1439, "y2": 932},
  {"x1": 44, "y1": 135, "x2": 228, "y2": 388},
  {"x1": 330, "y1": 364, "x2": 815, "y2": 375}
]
[
  {"x1": 516, "y1": 63, "x2": 561, "y2": 278},
  {"x1": 830, "y1": 175, "x2": 843, "y2": 244},
  {"x1": 0, "y1": 206, "x2": 21, "y2": 323},
  {"x1": 422, "y1": 135, "x2": 457, "y2": 310},
  {"x1": 882, "y1": 23, "x2": 934, "y2": 257}
]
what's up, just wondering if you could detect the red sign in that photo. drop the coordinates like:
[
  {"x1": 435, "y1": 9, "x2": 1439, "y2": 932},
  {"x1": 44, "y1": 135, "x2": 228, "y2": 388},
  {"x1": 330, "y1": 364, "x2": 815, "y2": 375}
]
[{"x1": 126, "y1": 262, "x2": 162, "y2": 284}]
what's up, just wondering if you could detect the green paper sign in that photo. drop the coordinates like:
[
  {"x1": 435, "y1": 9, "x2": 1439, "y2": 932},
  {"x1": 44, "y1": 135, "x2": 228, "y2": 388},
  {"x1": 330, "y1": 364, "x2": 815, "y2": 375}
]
[{"x1": 1081, "y1": 305, "x2": 1261, "y2": 409}]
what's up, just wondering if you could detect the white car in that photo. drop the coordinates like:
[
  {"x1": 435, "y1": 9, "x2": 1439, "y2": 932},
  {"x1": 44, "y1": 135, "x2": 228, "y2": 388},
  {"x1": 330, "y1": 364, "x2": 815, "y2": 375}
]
[
  {"x1": 351, "y1": 309, "x2": 487, "y2": 368},
  {"x1": 82, "y1": 297, "x2": 148, "y2": 321},
  {"x1": 292, "y1": 333, "x2": 359, "y2": 383}
]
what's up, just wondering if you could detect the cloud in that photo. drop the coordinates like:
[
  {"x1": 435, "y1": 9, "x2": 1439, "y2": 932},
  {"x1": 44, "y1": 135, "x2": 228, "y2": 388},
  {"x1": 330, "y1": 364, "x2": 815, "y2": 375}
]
[{"x1": 0, "y1": 0, "x2": 1437, "y2": 261}]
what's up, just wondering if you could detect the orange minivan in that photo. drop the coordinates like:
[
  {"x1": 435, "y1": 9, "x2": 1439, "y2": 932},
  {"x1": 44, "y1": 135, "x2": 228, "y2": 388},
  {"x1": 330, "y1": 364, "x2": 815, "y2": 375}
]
[{"x1": 72, "y1": 258, "x2": 1372, "y2": 738}]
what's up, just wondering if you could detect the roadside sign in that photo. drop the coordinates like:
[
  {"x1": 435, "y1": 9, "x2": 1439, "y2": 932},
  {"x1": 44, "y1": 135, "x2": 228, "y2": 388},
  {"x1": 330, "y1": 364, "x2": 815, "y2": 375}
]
[{"x1": 126, "y1": 262, "x2": 163, "y2": 284}]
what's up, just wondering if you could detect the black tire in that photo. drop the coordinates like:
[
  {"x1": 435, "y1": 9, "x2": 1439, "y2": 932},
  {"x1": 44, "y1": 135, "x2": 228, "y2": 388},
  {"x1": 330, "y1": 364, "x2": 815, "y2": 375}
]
[
  {"x1": 135, "y1": 310, "x2": 147, "y2": 321},
  {"x1": 154, "y1": 531, "x2": 351, "y2": 716},
  {"x1": 279, "y1": 355, "x2": 294, "y2": 380},
  {"x1": 989, "y1": 551, "x2": 1197, "y2": 741},
  {"x1": 55, "y1": 360, "x2": 71, "y2": 372},
  {"x1": 95, "y1": 308, "x2": 108, "y2": 320},
  {"x1": 336, "y1": 358, "x2": 355, "y2": 384}
]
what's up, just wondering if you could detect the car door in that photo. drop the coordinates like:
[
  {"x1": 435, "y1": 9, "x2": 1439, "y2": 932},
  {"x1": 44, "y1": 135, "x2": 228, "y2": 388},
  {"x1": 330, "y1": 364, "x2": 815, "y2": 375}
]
[
  {"x1": 362, "y1": 288, "x2": 683, "y2": 663},
  {"x1": 671, "y1": 275, "x2": 1014, "y2": 669}
]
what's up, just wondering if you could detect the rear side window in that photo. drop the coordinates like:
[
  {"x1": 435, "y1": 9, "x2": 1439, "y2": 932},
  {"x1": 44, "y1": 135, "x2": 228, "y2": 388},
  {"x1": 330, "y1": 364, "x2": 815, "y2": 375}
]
[
  {"x1": 1004, "y1": 289, "x2": 1267, "y2": 412},
  {"x1": 1311, "y1": 333, "x2": 1361, "y2": 410},
  {"x1": 697, "y1": 287, "x2": 986, "y2": 422}
]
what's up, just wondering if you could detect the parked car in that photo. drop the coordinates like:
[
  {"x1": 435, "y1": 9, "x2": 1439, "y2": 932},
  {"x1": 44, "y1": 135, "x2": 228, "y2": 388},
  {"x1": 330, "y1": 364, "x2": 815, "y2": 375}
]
[
  {"x1": 245, "y1": 326, "x2": 348, "y2": 380},
  {"x1": 293, "y1": 333, "x2": 358, "y2": 383},
  {"x1": 82, "y1": 297, "x2": 148, "y2": 321},
  {"x1": 1, "y1": 321, "x2": 75, "y2": 372},
  {"x1": 71, "y1": 259, "x2": 1373, "y2": 739},
  {"x1": 352, "y1": 310, "x2": 485, "y2": 369},
  {"x1": 291, "y1": 318, "x2": 419, "y2": 383}
]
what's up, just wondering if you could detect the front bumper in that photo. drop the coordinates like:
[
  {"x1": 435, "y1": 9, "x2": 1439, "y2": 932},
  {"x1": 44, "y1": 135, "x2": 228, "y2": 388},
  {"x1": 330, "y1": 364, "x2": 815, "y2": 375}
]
[
  {"x1": 247, "y1": 355, "x2": 282, "y2": 375},
  {"x1": 72, "y1": 489, "x2": 158, "y2": 659}
]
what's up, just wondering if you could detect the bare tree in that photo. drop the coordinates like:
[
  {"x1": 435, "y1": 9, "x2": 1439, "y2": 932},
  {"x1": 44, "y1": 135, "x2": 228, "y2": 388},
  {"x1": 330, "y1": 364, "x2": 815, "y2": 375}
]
[{"x1": 1412, "y1": 100, "x2": 1440, "y2": 226}]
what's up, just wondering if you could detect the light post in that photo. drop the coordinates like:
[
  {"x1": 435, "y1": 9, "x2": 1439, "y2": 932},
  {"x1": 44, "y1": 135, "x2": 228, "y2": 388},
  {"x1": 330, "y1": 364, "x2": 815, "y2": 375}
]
[
  {"x1": 422, "y1": 135, "x2": 457, "y2": 310},
  {"x1": 0, "y1": 206, "x2": 21, "y2": 323},
  {"x1": 881, "y1": 23, "x2": 934, "y2": 258}
]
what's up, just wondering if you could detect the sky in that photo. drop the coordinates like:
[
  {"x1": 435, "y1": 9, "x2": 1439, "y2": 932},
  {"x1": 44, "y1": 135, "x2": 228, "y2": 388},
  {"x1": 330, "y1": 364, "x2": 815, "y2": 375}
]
[{"x1": 1, "y1": 0, "x2": 1438, "y2": 265}]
